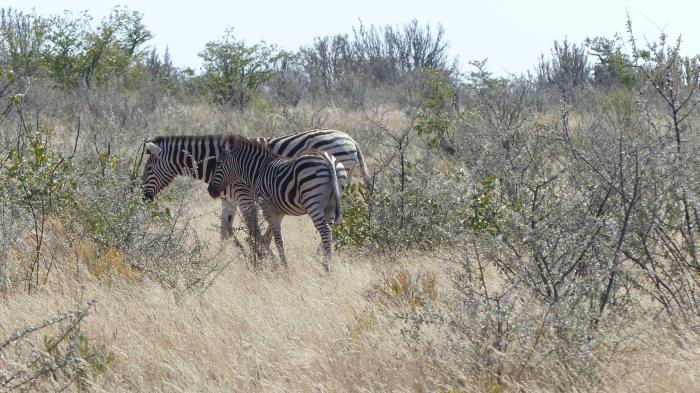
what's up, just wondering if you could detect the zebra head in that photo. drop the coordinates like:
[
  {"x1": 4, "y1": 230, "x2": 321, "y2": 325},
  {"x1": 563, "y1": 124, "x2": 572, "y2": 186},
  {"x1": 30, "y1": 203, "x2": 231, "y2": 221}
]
[
  {"x1": 207, "y1": 148, "x2": 238, "y2": 198},
  {"x1": 142, "y1": 141, "x2": 176, "y2": 201}
]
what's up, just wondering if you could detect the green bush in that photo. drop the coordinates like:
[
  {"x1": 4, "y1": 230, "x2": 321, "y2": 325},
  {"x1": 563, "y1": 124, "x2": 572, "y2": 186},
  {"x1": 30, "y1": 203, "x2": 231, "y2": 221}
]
[
  {"x1": 585, "y1": 35, "x2": 641, "y2": 89},
  {"x1": 334, "y1": 165, "x2": 474, "y2": 252},
  {"x1": 59, "y1": 151, "x2": 223, "y2": 292},
  {"x1": 415, "y1": 68, "x2": 459, "y2": 153},
  {"x1": 0, "y1": 126, "x2": 75, "y2": 214},
  {"x1": 0, "y1": 103, "x2": 221, "y2": 292},
  {"x1": 333, "y1": 183, "x2": 370, "y2": 249},
  {"x1": 0, "y1": 113, "x2": 75, "y2": 292},
  {"x1": 467, "y1": 175, "x2": 503, "y2": 234},
  {"x1": 43, "y1": 7, "x2": 152, "y2": 87}
]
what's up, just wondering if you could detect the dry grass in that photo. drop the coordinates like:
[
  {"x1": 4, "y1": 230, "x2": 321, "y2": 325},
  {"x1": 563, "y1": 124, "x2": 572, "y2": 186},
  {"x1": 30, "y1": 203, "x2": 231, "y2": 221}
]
[
  {"x1": 605, "y1": 324, "x2": 700, "y2": 393},
  {"x1": 0, "y1": 194, "x2": 440, "y2": 392},
  {"x1": 1, "y1": 192, "x2": 698, "y2": 392}
]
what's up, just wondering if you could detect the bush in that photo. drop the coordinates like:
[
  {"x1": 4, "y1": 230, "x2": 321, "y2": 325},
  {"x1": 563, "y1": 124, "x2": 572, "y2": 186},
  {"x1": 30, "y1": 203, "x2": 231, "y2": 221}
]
[
  {"x1": 61, "y1": 151, "x2": 224, "y2": 292},
  {"x1": 414, "y1": 68, "x2": 460, "y2": 154},
  {"x1": 335, "y1": 164, "x2": 471, "y2": 252},
  {"x1": 43, "y1": 7, "x2": 152, "y2": 88},
  {"x1": 0, "y1": 98, "x2": 222, "y2": 293},
  {"x1": 0, "y1": 300, "x2": 112, "y2": 391},
  {"x1": 536, "y1": 39, "x2": 590, "y2": 95},
  {"x1": 333, "y1": 183, "x2": 370, "y2": 249},
  {"x1": 0, "y1": 93, "x2": 75, "y2": 292},
  {"x1": 63, "y1": 152, "x2": 162, "y2": 250},
  {"x1": 0, "y1": 8, "x2": 48, "y2": 78},
  {"x1": 301, "y1": 20, "x2": 453, "y2": 101}
]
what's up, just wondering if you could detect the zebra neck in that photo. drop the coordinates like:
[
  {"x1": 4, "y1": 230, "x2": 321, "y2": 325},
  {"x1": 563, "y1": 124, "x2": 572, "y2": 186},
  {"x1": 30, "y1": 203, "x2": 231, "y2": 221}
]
[
  {"x1": 234, "y1": 145, "x2": 276, "y2": 186},
  {"x1": 161, "y1": 136, "x2": 223, "y2": 183}
]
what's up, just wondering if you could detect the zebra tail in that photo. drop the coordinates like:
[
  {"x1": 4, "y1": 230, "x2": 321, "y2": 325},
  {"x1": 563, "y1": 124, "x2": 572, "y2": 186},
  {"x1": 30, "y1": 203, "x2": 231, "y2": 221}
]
[
  {"x1": 355, "y1": 142, "x2": 373, "y2": 192},
  {"x1": 355, "y1": 142, "x2": 374, "y2": 219},
  {"x1": 326, "y1": 153, "x2": 343, "y2": 224}
]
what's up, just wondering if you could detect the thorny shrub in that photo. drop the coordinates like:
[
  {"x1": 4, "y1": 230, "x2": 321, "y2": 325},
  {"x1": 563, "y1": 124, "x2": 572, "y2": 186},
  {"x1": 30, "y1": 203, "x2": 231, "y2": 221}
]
[
  {"x1": 334, "y1": 165, "x2": 502, "y2": 252},
  {"x1": 335, "y1": 164, "x2": 471, "y2": 252},
  {"x1": 0, "y1": 300, "x2": 112, "y2": 391},
  {"x1": 1, "y1": 103, "x2": 223, "y2": 295},
  {"x1": 60, "y1": 150, "x2": 225, "y2": 292},
  {"x1": 339, "y1": 26, "x2": 700, "y2": 390}
]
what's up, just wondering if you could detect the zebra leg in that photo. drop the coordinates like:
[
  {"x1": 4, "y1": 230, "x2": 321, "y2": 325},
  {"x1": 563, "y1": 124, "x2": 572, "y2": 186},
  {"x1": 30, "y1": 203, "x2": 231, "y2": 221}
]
[
  {"x1": 261, "y1": 204, "x2": 287, "y2": 268},
  {"x1": 316, "y1": 223, "x2": 343, "y2": 255},
  {"x1": 261, "y1": 227, "x2": 273, "y2": 251},
  {"x1": 220, "y1": 199, "x2": 237, "y2": 240},
  {"x1": 309, "y1": 210, "x2": 333, "y2": 272},
  {"x1": 315, "y1": 200, "x2": 341, "y2": 254}
]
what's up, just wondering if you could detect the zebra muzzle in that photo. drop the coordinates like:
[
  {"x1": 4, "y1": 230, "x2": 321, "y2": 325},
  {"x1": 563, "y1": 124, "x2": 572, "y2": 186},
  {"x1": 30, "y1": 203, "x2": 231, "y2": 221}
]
[{"x1": 207, "y1": 183, "x2": 222, "y2": 198}]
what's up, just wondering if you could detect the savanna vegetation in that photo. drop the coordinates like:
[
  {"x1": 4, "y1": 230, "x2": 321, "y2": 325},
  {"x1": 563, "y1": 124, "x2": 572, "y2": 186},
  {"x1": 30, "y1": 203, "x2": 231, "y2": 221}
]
[{"x1": 0, "y1": 6, "x2": 698, "y2": 392}]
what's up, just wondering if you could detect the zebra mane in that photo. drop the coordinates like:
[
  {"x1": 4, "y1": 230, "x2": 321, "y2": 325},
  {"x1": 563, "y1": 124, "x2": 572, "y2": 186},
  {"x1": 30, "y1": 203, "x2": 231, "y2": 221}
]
[
  {"x1": 224, "y1": 134, "x2": 275, "y2": 155},
  {"x1": 148, "y1": 134, "x2": 228, "y2": 149}
]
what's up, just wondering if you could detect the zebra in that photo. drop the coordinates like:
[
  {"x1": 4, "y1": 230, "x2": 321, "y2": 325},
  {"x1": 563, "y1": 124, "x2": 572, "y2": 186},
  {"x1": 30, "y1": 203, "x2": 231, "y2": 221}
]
[
  {"x1": 142, "y1": 134, "x2": 261, "y2": 242},
  {"x1": 207, "y1": 135, "x2": 344, "y2": 271},
  {"x1": 141, "y1": 129, "x2": 369, "y2": 248}
]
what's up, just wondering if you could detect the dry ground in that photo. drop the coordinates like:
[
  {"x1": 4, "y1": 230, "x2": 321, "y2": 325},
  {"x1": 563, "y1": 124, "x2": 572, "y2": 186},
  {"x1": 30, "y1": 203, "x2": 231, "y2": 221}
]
[{"x1": 1, "y1": 190, "x2": 699, "y2": 392}]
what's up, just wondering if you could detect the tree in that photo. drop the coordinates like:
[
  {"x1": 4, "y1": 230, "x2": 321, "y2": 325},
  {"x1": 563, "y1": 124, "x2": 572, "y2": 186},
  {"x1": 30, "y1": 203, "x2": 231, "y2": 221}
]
[
  {"x1": 0, "y1": 8, "x2": 49, "y2": 78},
  {"x1": 43, "y1": 7, "x2": 152, "y2": 87},
  {"x1": 199, "y1": 29, "x2": 279, "y2": 108},
  {"x1": 301, "y1": 20, "x2": 454, "y2": 101},
  {"x1": 81, "y1": 7, "x2": 152, "y2": 86},
  {"x1": 536, "y1": 39, "x2": 590, "y2": 98},
  {"x1": 585, "y1": 34, "x2": 640, "y2": 89},
  {"x1": 43, "y1": 10, "x2": 91, "y2": 87},
  {"x1": 414, "y1": 67, "x2": 459, "y2": 154}
]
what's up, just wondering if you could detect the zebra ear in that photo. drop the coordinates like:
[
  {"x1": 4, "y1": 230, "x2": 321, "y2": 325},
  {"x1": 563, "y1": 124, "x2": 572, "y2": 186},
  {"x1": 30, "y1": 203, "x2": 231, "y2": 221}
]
[{"x1": 145, "y1": 142, "x2": 162, "y2": 156}]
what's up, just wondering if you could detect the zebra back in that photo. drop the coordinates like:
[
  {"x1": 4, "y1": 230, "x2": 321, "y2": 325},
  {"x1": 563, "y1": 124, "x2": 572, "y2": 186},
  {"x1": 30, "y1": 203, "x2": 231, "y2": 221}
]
[
  {"x1": 260, "y1": 129, "x2": 369, "y2": 187},
  {"x1": 144, "y1": 129, "x2": 369, "y2": 200}
]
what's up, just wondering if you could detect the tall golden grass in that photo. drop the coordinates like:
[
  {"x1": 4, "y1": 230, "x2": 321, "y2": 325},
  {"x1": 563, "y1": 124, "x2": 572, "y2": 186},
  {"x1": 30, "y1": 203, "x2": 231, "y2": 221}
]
[{"x1": 1, "y1": 190, "x2": 697, "y2": 392}]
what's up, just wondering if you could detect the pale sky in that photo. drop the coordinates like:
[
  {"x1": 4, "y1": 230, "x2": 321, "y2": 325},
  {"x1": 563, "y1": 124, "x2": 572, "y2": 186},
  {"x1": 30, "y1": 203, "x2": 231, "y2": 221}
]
[{"x1": 8, "y1": 0, "x2": 700, "y2": 76}]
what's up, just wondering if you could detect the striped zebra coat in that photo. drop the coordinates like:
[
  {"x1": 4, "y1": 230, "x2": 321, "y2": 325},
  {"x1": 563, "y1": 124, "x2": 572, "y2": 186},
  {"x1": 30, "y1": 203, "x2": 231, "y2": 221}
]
[
  {"x1": 207, "y1": 135, "x2": 343, "y2": 271},
  {"x1": 141, "y1": 130, "x2": 369, "y2": 248}
]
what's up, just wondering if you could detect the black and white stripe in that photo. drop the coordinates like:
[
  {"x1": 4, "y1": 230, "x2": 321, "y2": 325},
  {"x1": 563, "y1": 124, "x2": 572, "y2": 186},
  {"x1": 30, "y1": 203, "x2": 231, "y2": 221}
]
[
  {"x1": 207, "y1": 135, "x2": 344, "y2": 271},
  {"x1": 260, "y1": 129, "x2": 370, "y2": 188},
  {"x1": 141, "y1": 130, "x2": 369, "y2": 241}
]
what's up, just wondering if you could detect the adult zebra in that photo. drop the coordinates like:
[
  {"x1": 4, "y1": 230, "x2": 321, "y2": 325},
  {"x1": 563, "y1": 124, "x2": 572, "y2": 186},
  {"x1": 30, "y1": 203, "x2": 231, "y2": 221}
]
[
  {"x1": 141, "y1": 129, "x2": 370, "y2": 245},
  {"x1": 207, "y1": 135, "x2": 343, "y2": 271}
]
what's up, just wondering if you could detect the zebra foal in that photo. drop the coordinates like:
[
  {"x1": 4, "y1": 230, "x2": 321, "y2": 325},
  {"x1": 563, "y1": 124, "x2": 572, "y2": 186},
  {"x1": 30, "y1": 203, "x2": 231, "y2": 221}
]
[{"x1": 207, "y1": 135, "x2": 344, "y2": 271}]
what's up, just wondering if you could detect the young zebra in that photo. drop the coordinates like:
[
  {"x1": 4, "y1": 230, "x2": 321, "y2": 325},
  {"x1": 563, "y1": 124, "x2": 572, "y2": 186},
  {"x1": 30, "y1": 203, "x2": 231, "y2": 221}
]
[
  {"x1": 141, "y1": 130, "x2": 370, "y2": 241},
  {"x1": 207, "y1": 135, "x2": 344, "y2": 271}
]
